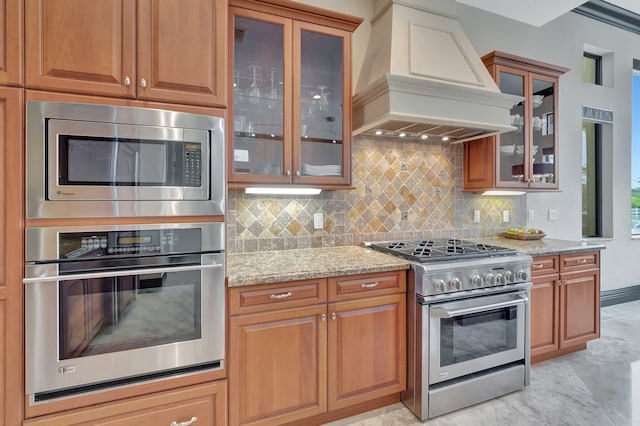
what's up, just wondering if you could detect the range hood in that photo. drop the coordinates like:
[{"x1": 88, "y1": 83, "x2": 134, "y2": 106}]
[{"x1": 352, "y1": 0, "x2": 522, "y2": 143}]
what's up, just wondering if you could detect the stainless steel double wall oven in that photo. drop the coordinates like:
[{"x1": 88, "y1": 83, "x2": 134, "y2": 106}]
[{"x1": 23, "y1": 102, "x2": 226, "y2": 404}]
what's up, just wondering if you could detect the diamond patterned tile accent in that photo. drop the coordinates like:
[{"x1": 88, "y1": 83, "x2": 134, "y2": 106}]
[{"x1": 227, "y1": 138, "x2": 526, "y2": 253}]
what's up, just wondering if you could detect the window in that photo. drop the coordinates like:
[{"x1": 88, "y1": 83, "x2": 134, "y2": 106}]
[
  {"x1": 632, "y1": 67, "x2": 640, "y2": 235},
  {"x1": 583, "y1": 53, "x2": 602, "y2": 85},
  {"x1": 582, "y1": 121, "x2": 601, "y2": 237}
]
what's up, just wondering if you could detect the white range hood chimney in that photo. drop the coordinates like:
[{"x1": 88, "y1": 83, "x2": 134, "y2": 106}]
[{"x1": 352, "y1": 0, "x2": 522, "y2": 143}]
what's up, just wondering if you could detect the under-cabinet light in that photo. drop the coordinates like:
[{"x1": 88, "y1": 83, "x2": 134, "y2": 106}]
[
  {"x1": 245, "y1": 187, "x2": 322, "y2": 195},
  {"x1": 482, "y1": 190, "x2": 527, "y2": 196}
]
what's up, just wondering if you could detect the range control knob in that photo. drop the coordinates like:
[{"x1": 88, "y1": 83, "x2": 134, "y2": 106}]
[
  {"x1": 504, "y1": 271, "x2": 514, "y2": 283},
  {"x1": 484, "y1": 273, "x2": 495, "y2": 286},
  {"x1": 517, "y1": 270, "x2": 529, "y2": 281},
  {"x1": 448, "y1": 277, "x2": 462, "y2": 291},
  {"x1": 470, "y1": 275, "x2": 483, "y2": 288},
  {"x1": 495, "y1": 273, "x2": 505, "y2": 285},
  {"x1": 433, "y1": 279, "x2": 446, "y2": 293}
]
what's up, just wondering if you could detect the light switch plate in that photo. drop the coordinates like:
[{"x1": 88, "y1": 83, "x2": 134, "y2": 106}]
[
  {"x1": 502, "y1": 210, "x2": 509, "y2": 223},
  {"x1": 548, "y1": 209, "x2": 558, "y2": 221},
  {"x1": 313, "y1": 213, "x2": 323, "y2": 229},
  {"x1": 473, "y1": 210, "x2": 481, "y2": 223},
  {"x1": 528, "y1": 210, "x2": 535, "y2": 222}
]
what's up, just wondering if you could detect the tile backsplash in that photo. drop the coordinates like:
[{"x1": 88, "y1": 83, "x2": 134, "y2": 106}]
[{"x1": 227, "y1": 137, "x2": 525, "y2": 254}]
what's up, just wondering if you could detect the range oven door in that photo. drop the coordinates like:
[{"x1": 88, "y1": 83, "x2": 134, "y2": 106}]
[
  {"x1": 24, "y1": 253, "x2": 225, "y2": 402},
  {"x1": 428, "y1": 291, "x2": 528, "y2": 384}
]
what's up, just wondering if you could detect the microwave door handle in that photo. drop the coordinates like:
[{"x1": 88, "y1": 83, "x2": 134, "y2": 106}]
[
  {"x1": 22, "y1": 263, "x2": 222, "y2": 284},
  {"x1": 431, "y1": 294, "x2": 527, "y2": 319}
]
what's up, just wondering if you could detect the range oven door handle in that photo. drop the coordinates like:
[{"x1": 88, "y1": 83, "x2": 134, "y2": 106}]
[
  {"x1": 23, "y1": 263, "x2": 223, "y2": 284},
  {"x1": 430, "y1": 293, "x2": 528, "y2": 318}
]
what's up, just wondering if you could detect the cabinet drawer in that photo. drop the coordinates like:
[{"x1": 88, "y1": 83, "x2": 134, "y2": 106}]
[
  {"x1": 23, "y1": 381, "x2": 227, "y2": 426},
  {"x1": 531, "y1": 256, "x2": 559, "y2": 277},
  {"x1": 228, "y1": 278, "x2": 327, "y2": 315},
  {"x1": 328, "y1": 270, "x2": 406, "y2": 301},
  {"x1": 560, "y1": 251, "x2": 599, "y2": 272}
]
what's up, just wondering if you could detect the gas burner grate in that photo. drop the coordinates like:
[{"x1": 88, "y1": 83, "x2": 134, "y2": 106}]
[{"x1": 368, "y1": 238, "x2": 518, "y2": 263}]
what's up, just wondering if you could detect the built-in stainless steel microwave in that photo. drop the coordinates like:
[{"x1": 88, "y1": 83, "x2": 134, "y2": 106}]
[{"x1": 26, "y1": 101, "x2": 225, "y2": 218}]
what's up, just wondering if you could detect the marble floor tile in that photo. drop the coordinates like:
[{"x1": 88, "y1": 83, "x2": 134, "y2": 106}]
[{"x1": 326, "y1": 300, "x2": 640, "y2": 426}]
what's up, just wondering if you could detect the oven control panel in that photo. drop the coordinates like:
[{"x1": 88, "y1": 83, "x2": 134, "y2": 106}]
[
  {"x1": 413, "y1": 255, "x2": 532, "y2": 297},
  {"x1": 58, "y1": 228, "x2": 202, "y2": 259}
]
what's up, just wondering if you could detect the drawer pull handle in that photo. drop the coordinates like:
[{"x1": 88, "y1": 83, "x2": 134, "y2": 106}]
[
  {"x1": 270, "y1": 291, "x2": 292, "y2": 300},
  {"x1": 361, "y1": 282, "x2": 379, "y2": 289},
  {"x1": 171, "y1": 417, "x2": 198, "y2": 426},
  {"x1": 533, "y1": 264, "x2": 544, "y2": 269},
  {"x1": 577, "y1": 259, "x2": 588, "y2": 264}
]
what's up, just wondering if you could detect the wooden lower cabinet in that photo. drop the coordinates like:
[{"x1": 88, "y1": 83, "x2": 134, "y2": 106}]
[
  {"x1": 328, "y1": 294, "x2": 406, "y2": 411},
  {"x1": 228, "y1": 270, "x2": 406, "y2": 426},
  {"x1": 229, "y1": 305, "x2": 327, "y2": 426},
  {"x1": 530, "y1": 251, "x2": 600, "y2": 363},
  {"x1": 23, "y1": 381, "x2": 227, "y2": 426}
]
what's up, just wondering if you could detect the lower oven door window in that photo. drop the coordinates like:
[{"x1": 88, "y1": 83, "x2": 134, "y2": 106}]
[
  {"x1": 429, "y1": 292, "x2": 527, "y2": 384},
  {"x1": 24, "y1": 253, "x2": 225, "y2": 399},
  {"x1": 59, "y1": 271, "x2": 202, "y2": 360}
]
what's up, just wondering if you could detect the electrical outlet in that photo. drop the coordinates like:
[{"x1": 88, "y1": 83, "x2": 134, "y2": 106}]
[
  {"x1": 313, "y1": 213, "x2": 323, "y2": 229},
  {"x1": 502, "y1": 210, "x2": 510, "y2": 223},
  {"x1": 548, "y1": 209, "x2": 558, "y2": 221},
  {"x1": 528, "y1": 210, "x2": 535, "y2": 222},
  {"x1": 473, "y1": 210, "x2": 481, "y2": 223}
]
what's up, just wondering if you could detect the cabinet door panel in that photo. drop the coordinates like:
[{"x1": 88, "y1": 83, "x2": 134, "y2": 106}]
[
  {"x1": 25, "y1": 0, "x2": 136, "y2": 97},
  {"x1": 23, "y1": 381, "x2": 227, "y2": 426},
  {"x1": 328, "y1": 294, "x2": 405, "y2": 411},
  {"x1": 229, "y1": 305, "x2": 327, "y2": 425},
  {"x1": 0, "y1": 0, "x2": 23, "y2": 85},
  {"x1": 530, "y1": 274, "x2": 560, "y2": 357},
  {"x1": 0, "y1": 87, "x2": 24, "y2": 426},
  {"x1": 292, "y1": 21, "x2": 351, "y2": 186},
  {"x1": 137, "y1": 0, "x2": 225, "y2": 106},
  {"x1": 560, "y1": 268, "x2": 600, "y2": 347}
]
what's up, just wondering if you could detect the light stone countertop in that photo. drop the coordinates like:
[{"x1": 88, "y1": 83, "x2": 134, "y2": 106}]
[
  {"x1": 227, "y1": 245, "x2": 410, "y2": 287},
  {"x1": 472, "y1": 237, "x2": 606, "y2": 257}
]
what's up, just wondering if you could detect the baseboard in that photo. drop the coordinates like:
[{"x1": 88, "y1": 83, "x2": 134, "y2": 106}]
[{"x1": 601, "y1": 285, "x2": 640, "y2": 307}]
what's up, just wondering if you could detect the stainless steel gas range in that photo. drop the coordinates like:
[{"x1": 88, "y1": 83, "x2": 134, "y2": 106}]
[{"x1": 368, "y1": 238, "x2": 532, "y2": 420}]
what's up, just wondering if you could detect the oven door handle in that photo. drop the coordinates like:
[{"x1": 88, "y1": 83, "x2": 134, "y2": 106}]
[
  {"x1": 22, "y1": 263, "x2": 222, "y2": 284},
  {"x1": 431, "y1": 293, "x2": 527, "y2": 318}
]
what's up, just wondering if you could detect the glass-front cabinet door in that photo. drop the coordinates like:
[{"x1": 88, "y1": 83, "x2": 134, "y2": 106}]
[
  {"x1": 529, "y1": 74, "x2": 558, "y2": 188},
  {"x1": 496, "y1": 67, "x2": 527, "y2": 187},
  {"x1": 495, "y1": 66, "x2": 559, "y2": 189},
  {"x1": 230, "y1": 9, "x2": 291, "y2": 184},
  {"x1": 228, "y1": 6, "x2": 353, "y2": 186},
  {"x1": 293, "y1": 22, "x2": 350, "y2": 185}
]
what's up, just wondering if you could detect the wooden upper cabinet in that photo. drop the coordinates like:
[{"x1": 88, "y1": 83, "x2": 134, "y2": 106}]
[
  {"x1": 25, "y1": 0, "x2": 136, "y2": 97},
  {"x1": 137, "y1": 0, "x2": 226, "y2": 106},
  {"x1": 464, "y1": 51, "x2": 569, "y2": 191},
  {"x1": 0, "y1": 0, "x2": 23, "y2": 86},
  {"x1": 25, "y1": 0, "x2": 226, "y2": 106},
  {"x1": 228, "y1": 0, "x2": 361, "y2": 187}
]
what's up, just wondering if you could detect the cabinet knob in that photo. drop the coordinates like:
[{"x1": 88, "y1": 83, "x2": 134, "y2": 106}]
[
  {"x1": 286, "y1": 169, "x2": 291, "y2": 176},
  {"x1": 170, "y1": 417, "x2": 198, "y2": 426},
  {"x1": 123, "y1": 76, "x2": 131, "y2": 87},
  {"x1": 296, "y1": 170, "x2": 301, "y2": 176},
  {"x1": 321, "y1": 313, "x2": 326, "y2": 322},
  {"x1": 140, "y1": 78, "x2": 147, "y2": 88},
  {"x1": 331, "y1": 312, "x2": 336, "y2": 320}
]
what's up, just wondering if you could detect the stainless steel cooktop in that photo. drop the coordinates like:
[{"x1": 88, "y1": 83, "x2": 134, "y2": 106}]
[{"x1": 368, "y1": 238, "x2": 517, "y2": 263}]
